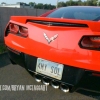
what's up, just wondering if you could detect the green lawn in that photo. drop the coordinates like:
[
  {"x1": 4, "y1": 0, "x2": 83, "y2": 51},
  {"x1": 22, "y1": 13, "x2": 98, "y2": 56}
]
[{"x1": 0, "y1": 44, "x2": 7, "y2": 54}]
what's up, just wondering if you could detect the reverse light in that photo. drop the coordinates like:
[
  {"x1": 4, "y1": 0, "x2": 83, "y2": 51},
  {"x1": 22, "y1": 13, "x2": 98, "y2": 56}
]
[
  {"x1": 79, "y1": 36, "x2": 100, "y2": 50},
  {"x1": 9, "y1": 23, "x2": 19, "y2": 34},
  {"x1": 19, "y1": 27, "x2": 28, "y2": 37}
]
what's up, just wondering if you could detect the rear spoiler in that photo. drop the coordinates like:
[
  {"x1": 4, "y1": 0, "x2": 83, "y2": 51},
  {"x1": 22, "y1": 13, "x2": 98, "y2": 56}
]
[{"x1": 10, "y1": 16, "x2": 100, "y2": 32}]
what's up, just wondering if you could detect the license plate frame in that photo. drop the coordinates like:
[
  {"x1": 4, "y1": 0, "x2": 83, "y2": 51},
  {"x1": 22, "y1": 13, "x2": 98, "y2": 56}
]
[{"x1": 36, "y1": 58, "x2": 64, "y2": 80}]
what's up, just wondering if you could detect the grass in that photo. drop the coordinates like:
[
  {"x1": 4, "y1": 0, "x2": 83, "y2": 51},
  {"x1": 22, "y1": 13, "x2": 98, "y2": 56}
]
[{"x1": 0, "y1": 44, "x2": 7, "y2": 54}]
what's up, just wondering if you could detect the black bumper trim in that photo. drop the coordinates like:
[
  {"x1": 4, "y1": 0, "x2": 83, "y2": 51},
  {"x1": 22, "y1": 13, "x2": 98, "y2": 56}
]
[{"x1": 6, "y1": 46, "x2": 100, "y2": 93}]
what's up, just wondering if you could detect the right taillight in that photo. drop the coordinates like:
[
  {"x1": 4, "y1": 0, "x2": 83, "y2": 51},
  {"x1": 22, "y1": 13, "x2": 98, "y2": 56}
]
[
  {"x1": 79, "y1": 36, "x2": 100, "y2": 50},
  {"x1": 8, "y1": 23, "x2": 28, "y2": 37}
]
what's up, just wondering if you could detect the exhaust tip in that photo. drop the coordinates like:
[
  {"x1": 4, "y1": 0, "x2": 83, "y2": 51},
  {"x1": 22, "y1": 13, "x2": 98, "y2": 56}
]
[
  {"x1": 51, "y1": 80, "x2": 59, "y2": 89},
  {"x1": 42, "y1": 77, "x2": 50, "y2": 85},
  {"x1": 35, "y1": 74, "x2": 42, "y2": 82},
  {"x1": 60, "y1": 84, "x2": 69, "y2": 93}
]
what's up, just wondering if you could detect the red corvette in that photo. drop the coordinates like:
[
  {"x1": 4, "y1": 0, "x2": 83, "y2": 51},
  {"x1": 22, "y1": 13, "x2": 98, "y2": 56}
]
[{"x1": 4, "y1": 6, "x2": 100, "y2": 93}]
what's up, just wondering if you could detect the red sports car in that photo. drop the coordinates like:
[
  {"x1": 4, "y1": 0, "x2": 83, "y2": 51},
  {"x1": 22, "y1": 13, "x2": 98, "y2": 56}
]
[{"x1": 4, "y1": 6, "x2": 100, "y2": 93}]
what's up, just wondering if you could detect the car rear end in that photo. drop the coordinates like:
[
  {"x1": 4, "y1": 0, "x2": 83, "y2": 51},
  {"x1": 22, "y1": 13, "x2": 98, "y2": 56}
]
[{"x1": 4, "y1": 7, "x2": 100, "y2": 93}]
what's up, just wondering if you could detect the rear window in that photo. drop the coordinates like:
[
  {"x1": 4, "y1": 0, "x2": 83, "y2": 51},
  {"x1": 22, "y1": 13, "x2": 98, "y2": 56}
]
[{"x1": 46, "y1": 7, "x2": 100, "y2": 21}]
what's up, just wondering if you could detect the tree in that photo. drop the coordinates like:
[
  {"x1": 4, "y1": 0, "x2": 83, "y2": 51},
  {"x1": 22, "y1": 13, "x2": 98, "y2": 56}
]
[
  {"x1": 58, "y1": 2, "x2": 66, "y2": 7},
  {"x1": 36, "y1": 3, "x2": 44, "y2": 9},
  {"x1": 92, "y1": 0, "x2": 98, "y2": 6},
  {"x1": 69, "y1": 0, "x2": 72, "y2": 5},
  {"x1": 29, "y1": 2, "x2": 36, "y2": 7},
  {"x1": 78, "y1": 0, "x2": 82, "y2": 5}
]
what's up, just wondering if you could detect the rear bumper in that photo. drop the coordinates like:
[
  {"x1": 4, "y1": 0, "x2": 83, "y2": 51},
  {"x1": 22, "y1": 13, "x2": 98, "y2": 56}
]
[{"x1": 7, "y1": 46, "x2": 100, "y2": 93}]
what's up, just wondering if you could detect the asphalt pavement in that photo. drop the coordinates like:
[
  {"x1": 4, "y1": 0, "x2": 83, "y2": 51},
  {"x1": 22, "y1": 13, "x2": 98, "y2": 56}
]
[{"x1": 0, "y1": 53, "x2": 99, "y2": 100}]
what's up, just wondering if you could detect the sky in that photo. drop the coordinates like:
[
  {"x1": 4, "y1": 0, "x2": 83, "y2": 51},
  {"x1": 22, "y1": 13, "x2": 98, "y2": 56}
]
[{"x1": 0, "y1": 0, "x2": 85, "y2": 5}]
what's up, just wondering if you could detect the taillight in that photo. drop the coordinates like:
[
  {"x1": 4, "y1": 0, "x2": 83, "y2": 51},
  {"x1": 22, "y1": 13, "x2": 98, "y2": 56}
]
[
  {"x1": 9, "y1": 23, "x2": 19, "y2": 34},
  {"x1": 79, "y1": 36, "x2": 100, "y2": 50},
  {"x1": 8, "y1": 23, "x2": 28, "y2": 37},
  {"x1": 19, "y1": 27, "x2": 28, "y2": 37}
]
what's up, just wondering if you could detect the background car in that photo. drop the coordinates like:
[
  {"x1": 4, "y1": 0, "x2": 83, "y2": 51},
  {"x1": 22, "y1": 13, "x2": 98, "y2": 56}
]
[{"x1": 4, "y1": 6, "x2": 100, "y2": 93}]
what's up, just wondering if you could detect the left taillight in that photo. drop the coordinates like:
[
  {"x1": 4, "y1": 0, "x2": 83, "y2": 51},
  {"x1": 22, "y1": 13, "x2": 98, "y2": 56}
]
[
  {"x1": 5, "y1": 23, "x2": 28, "y2": 38},
  {"x1": 9, "y1": 23, "x2": 19, "y2": 34},
  {"x1": 79, "y1": 36, "x2": 100, "y2": 50}
]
